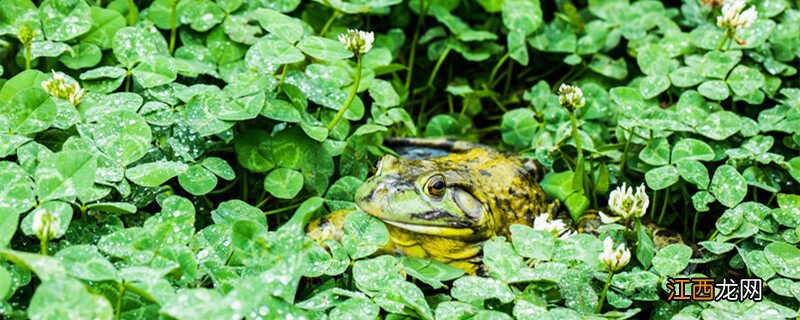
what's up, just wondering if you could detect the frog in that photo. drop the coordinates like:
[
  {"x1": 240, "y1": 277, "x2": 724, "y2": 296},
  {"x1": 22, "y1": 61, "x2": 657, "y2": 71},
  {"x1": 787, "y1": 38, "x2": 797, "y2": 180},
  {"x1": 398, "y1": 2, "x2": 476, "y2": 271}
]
[{"x1": 306, "y1": 139, "x2": 554, "y2": 274}]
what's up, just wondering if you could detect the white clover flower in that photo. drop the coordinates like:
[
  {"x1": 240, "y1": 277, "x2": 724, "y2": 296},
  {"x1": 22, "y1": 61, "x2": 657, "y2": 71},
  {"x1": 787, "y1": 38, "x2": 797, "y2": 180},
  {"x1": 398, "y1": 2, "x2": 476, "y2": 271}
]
[
  {"x1": 557, "y1": 83, "x2": 586, "y2": 112},
  {"x1": 599, "y1": 237, "x2": 631, "y2": 272},
  {"x1": 532, "y1": 212, "x2": 575, "y2": 240},
  {"x1": 716, "y1": 0, "x2": 757, "y2": 31},
  {"x1": 41, "y1": 70, "x2": 85, "y2": 106},
  {"x1": 600, "y1": 183, "x2": 649, "y2": 224},
  {"x1": 338, "y1": 29, "x2": 374, "y2": 56},
  {"x1": 31, "y1": 208, "x2": 61, "y2": 241}
]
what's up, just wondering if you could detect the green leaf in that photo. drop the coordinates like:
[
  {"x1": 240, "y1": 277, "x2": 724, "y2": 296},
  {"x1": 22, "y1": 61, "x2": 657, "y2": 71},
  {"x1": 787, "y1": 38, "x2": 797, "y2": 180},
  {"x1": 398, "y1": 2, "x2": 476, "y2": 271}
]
[
  {"x1": 60, "y1": 43, "x2": 102, "y2": 69},
  {"x1": 709, "y1": 165, "x2": 747, "y2": 208},
  {"x1": 0, "y1": 161, "x2": 36, "y2": 215},
  {"x1": 92, "y1": 109, "x2": 152, "y2": 166},
  {"x1": 671, "y1": 138, "x2": 715, "y2": 162},
  {"x1": 558, "y1": 271, "x2": 597, "y2": 313},
  {"x1": 245, "y1": 38, "x2": 304, "y2": 71},
  {"x1": 85, "y1": 202, "x2": 137, "y2": 214},
  {"x1": 501, "y1": 0, "x2": 542, "y2": 36},
  {"x1": 35, "y1": 150, "x2": 97, "y2": 201},
  {"x1": 353, "y1": 255, "x2": 403, "y2": 294},
  {"x1": 652, "y1": 244, "x2": 692, "y2": 276},
  {"x1": 112, "y1": 27, "x2": 168, "y2": 68},
  {"x1": 589, "y1": 54, "x2": 628, "y2": 80},
  {"x1": 297, "y1": 36, "x2": 354, "y2": 61},
  {"x1": 329, "y1": 298, "x2": 380, "y2": 320},
  {"x1": 126, "y1": 161, "x2": 188, "y2": 187},
  {"x1": 676, "y1": 160, "x2": 709, "y2": 189},
  {"x1": 452, "y1": 276, "x2": 515, "y2": 304},
  {"x1": 742, "y1": 249, "x2": 776, "y2": 280},
  {"x1": 178, "y1": 165, "x2": 218, "y2": 195},
  {"x1": 636, "y1": 219, "x2": 656, "y2": 269},
  {"x1": 375, "y1": 279, "x2": 434, "y2": 320},
  {"x1": 178, "y1": 0, "x2": 224, "y2": 31},
  {"x1": 638, "y1": 74, "x2": 670, "y2": 99},
  {"x1": 28, "y1": 277, "x2": 113, "y2": 319},
  {"x1": 764, "y1": 242, "x2": 800, "y2": 279},
  {"x1": 82, "y1": 7, "x2": 126, "y2": 50},
  {"x1": 3, "y1": 88, "x2": 57, "y2": 135},
  {"x1": 254, "y1": 8, "x2": 304, "y2": 43},
  {"x1": 263, "y1": 167, "x2": 304, "y2": 199},
  {"x1": 132, "y1": 55, "x2": 177, "y2": 88},
  {"x1": 55, "y1": 245, "x2": 118, "y2": 281},
  {"x1": 697, "y1": 111, "x2": 741, "y2": 141},
  {"x1": 697, "y1": 50, "x2": 741, "y2": 79},
  {"x1": 644, "y1": 165, "x2": 679, "y2": 190},
  {"x1": 510, "y1": 225, "x2": 554, "y2": 261},
  {"x1": 697, "y1": 80, "x2": 730, "y2": 101},
  {"x1": 201, "y1": 157, "x2": 235, "y2": 181},
  {"x1": 40, "y1": 0, "x2": 92, "y2": 41},
  {"x1": 726, "y1": 65, "x2": 765, "y2": 97},
  {"x1": 368, "y1": 79, "x2": 400, "y2": 108},
  {"x1": 341, "y1": 211, "x2": 389, "y2": 259},
  {"x1": 211, "y1": 199, "x2": 265, "y2": 226},
  {"x1": 30, "y1": 41, "x2": 72, "y2": 59},
  {"x1": 639, "y1": 138, "x2": 670, "y2": 166},
  {"x1": 669, "y1": 67, "x2": 703, "y2": 88},
  {"x1": 400, "y1": 257, "x2": 464, "y2": 289},
  {"x1": 501, "y1": 108, "x2": 537, "y2": 150}
]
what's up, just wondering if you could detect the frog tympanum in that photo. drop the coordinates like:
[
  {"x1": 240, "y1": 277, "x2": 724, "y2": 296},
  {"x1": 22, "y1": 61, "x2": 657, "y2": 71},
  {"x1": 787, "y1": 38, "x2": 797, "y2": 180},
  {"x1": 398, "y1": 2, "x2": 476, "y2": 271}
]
[{"x1": 306, "y1": 146, "x2": 554, "y2": 274}]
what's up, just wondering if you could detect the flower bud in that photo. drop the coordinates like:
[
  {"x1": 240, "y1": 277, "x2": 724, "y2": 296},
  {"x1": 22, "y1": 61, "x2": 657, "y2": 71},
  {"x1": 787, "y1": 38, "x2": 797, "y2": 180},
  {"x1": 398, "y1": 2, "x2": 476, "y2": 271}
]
[
  {"x1": 338, "y1": 29, "x2": 374, "y2": 56},
  {"x1": 599, "y1": 237, "x2": 631, "y2": 272},
  {"x1": 41, "y1": 70, "x2": 85, "y2": 106},
  {"x1": 533, "y1": 212, "x2": 575, "y2": 239},
  {"x1": 32, "y1": 208, "x2": 61, "y2": 241},
  {"x1": 16, "y1": 24, "x2": 36, "y2": 47},
  {"x1": 716, "y1": 0, "x2": 758, "y2": 32},
  {"x1": 600, "y1": 183, "x2": 649, "y2": 224},
  {"x1": 557, "y1": 84, "x2": 585, "y2": 112}
]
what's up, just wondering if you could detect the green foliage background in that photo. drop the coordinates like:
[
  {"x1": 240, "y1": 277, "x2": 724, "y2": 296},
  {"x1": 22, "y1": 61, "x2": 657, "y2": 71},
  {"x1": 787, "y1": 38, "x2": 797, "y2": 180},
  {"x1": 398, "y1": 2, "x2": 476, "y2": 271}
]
[{"x1": 0, "y1": 0, "x2": 799, "y2": 318}]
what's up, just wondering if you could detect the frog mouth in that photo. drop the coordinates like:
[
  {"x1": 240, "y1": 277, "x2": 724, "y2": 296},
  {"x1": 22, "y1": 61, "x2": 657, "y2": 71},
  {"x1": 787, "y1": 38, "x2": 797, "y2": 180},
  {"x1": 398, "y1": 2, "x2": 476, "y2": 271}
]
[{"x1": 380, "y1": 219, "x2": 475, "y2": 237}]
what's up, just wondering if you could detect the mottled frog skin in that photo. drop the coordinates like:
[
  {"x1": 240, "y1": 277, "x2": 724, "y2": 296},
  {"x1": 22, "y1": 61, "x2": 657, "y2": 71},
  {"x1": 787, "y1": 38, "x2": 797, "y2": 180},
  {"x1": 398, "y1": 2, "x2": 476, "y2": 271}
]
[{"x1": 307, "y1": 147, "x2": 553, "y2": 274}]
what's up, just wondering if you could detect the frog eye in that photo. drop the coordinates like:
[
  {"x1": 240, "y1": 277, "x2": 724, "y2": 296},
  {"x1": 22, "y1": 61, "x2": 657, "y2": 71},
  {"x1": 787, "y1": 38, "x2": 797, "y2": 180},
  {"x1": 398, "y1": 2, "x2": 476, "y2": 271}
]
[{"x1": 424, "y1": 175, "x2": 446, "y2": 198}]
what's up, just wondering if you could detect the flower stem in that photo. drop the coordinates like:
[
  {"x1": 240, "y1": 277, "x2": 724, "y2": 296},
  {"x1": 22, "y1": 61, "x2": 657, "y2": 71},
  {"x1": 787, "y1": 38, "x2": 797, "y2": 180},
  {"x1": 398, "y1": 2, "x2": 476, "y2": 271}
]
[
  {"x1": 405, "y1": 0, "x2": 429, "y2": 91},
  {"x1": 597, "y1": 271, "x2": 614, "y2": 313},
  {"x1": 657, "y1": 187, "x2": 671, "y2": 225},
  {"x1": 715, "y1": 30, "x2": 730, "y2": 51},
  {"x1": 488, "y1": 52, "x2": 510, "y2": 87},
  {"x1": 568, "y1": 112, "x2": 584, "y2": 160},
  {"x1": 276, "y1": 64, "x2": 289, "y2": 94},
  {"x1": 169, "y1": 0, "x2": 178, "y2": 55},
  {"x1": 115, "y1": 281, "x2": 126, "y2": 320},
  {"x1": 426, "y1": 47, "x2": 451, "y2": 88},
  {"x1": 25, "y1": 45, "x2": 31, "y2": 70},
  {"x1": 39, "y1": 238, "x2": 48, "y2": 256},
  {"x1": 319, "y1": 10, "x2": 339, "y2": 37},
  {"x1": 127, "y1": 0, "x2": 136, "y2": 26},
  {"x1": 327, "y1": 55, "x2": 362, "y2": 132}
]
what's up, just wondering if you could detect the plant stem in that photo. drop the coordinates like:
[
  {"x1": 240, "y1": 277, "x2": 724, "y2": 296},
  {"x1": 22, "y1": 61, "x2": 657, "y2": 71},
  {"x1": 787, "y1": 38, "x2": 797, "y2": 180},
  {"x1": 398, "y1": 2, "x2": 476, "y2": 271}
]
[
  {"x1": 39, "y1": 238, "x2": 48, "y2": 256},
  {"x1": 263, "y1": 203, "x2": 302, "y2": 215},
  {"x1": 276, "y1": 64, "x2": 289, "y2": 94},
  {"x1": 657, "y1": 187, "x2": 670, "y2": 225},
  {"x1": 169, "y1": 0, "x2": 178, "y2": 55},
  {"x1": 127, "y1": 0, "x2": 136, "y2": 26},
  {"x1": 650, "y1": 190, "x2": 658, "y2": 220},
  {"x1": 115, "y1": 281, "x2": 126, "y2": 320},
  {"x1": 328, "y1": 55, "x2": 362, "y2": 132},
  {"x1": 597, "y1": 271, "x2": 614, "y2": 313},
  {"x1": 568, "y1": 112, "x2": 584, "y2": 160},
  {"x1": 25, "y1": 45, "x2": 32, "y2": 70},
  {"x1": 619, "y1": 129, "x2": 632, "y2": 180},
  {"x1": 319, "y1": 10, "x2": 339, "y2": 37},
  {"x1": 426, "y1": 47, "x2": 451, "y2": 88},
  {"x1": 488, "y1": 52, "x2": 510, "y2": 87},
  {"x1": 715, "y1": 30, "x2": 729, "y2": 51},
  {"x1": 405, "y1": 0, "x2": 429, "y2": 91}
]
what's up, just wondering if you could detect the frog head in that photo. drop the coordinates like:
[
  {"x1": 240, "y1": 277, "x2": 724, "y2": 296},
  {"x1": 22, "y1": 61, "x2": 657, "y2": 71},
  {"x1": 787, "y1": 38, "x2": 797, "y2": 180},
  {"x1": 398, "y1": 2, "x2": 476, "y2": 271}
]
[{"x1": 355, "y1": 148, "x2": 549, "y2": 241}]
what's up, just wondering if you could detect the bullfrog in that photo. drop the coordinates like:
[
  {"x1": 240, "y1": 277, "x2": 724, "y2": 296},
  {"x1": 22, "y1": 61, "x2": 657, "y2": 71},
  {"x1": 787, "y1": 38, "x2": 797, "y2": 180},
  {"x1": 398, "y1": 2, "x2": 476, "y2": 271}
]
[{"x1": 306, "y1": 140, "x2": 554, "y2": 274}]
